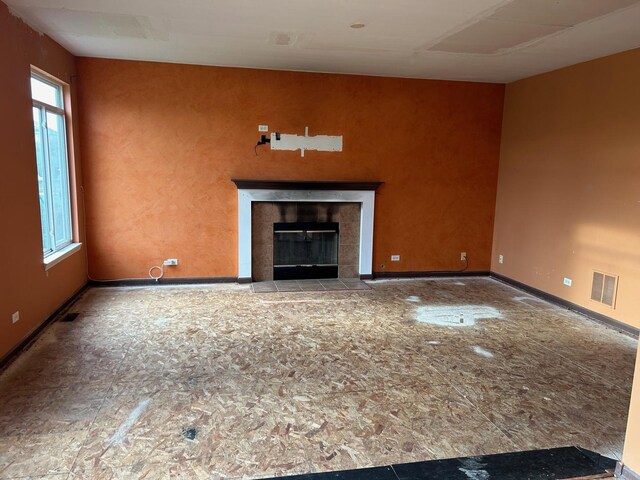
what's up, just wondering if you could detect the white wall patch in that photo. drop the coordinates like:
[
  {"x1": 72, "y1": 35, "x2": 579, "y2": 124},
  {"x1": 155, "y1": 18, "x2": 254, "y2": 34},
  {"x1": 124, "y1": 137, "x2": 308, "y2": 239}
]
[{"x1": 271, "y1": 127, "x2": 342, "y2": 157}]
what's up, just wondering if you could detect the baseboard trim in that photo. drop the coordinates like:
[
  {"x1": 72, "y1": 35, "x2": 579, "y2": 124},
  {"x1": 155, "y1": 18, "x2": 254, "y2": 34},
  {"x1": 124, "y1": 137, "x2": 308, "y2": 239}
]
[
  {"x1": 616, "y1": 462, "x2": 640, "y2": 480},
  {"x1": 0, "y1": 283, "x2": 88, "y2": 371},
  {"x1": 359, "y1": 274, "x2": 373, "y2": 280},
  {"x1": 237, "y1": 277, "x2": 252, "y2": 284},
  {"x1": 372, "y1": 270, "x2": 490, "y2": 279},
  {"x1": 491, "y1": 272, "x2": 639, "y2": 338},
  {"x1": 89, "y1": 277, "x2": 238, "y2": 287}
]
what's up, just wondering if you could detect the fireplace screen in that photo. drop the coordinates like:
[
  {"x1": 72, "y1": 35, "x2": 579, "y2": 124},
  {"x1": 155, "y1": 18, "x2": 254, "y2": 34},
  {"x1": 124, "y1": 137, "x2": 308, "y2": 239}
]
[{"x1": 273, "y1": 222, "x2": 339, "y2": 280}]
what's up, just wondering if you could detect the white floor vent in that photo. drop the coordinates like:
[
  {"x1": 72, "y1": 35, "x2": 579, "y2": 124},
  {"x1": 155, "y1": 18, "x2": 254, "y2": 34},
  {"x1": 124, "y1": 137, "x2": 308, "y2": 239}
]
[{"x1": 590, "y1": 271, "x2": 618, "y2": 308}]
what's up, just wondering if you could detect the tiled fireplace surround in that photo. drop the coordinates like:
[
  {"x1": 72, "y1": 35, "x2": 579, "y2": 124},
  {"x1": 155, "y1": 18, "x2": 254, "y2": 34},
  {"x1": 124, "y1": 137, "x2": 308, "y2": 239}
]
[
  {"x1": 233, "y1": 180, "x2": 381, "y2": 283},
  {"x1": 252, "y1": 202, "x2": 361, "y2": 281}
]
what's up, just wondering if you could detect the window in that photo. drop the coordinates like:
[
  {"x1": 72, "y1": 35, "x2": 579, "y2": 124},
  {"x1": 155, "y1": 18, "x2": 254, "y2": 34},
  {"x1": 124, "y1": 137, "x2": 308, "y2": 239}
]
[{"x1": 31, "y1": 73, "x2": 73, "y2": 257}]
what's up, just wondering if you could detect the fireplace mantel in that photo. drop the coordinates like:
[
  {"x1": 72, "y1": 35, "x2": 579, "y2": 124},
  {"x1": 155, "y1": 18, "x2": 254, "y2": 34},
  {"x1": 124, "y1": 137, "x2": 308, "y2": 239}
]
[
  {"x1": 233, "y1": 179, "x2": 381, "y2": 283},
  {"x1": 231, "y1": 179, "x2": 383, "y2": 191}
]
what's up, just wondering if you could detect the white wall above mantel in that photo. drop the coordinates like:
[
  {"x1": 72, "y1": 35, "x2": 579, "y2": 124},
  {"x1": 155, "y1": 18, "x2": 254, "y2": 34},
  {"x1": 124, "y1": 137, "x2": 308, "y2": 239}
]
[{"x1": 237, "y1": 188, "x2": 376, "y2": 281}]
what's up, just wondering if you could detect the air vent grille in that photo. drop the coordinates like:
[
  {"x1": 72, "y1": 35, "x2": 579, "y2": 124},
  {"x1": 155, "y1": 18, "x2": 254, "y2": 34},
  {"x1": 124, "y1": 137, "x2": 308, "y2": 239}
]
[
  {"x1": 60, "y1": 312, "x2": 80, "y2": 322},
  {"x1": 590, "y1": 271, "x2": 618, "y2": 308}
]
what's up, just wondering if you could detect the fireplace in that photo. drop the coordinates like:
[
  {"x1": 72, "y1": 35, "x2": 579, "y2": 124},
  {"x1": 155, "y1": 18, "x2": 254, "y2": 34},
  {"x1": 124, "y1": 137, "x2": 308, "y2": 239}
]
[
  {"x1": 251, "y1": 202, "x2": 359, "y2": 281},
  {"x1": 273, "y1": 222, "x2": 339, "y2": 280},
  {"x1": 231, "y1": 180, "x2": 382, "y2": 283}
]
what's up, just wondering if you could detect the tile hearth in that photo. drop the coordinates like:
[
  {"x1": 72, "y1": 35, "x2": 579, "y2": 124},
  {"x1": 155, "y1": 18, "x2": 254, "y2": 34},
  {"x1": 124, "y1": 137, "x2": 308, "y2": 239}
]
[{"x1": 252, "y1": 279, "x2": 371, "y2": 293}]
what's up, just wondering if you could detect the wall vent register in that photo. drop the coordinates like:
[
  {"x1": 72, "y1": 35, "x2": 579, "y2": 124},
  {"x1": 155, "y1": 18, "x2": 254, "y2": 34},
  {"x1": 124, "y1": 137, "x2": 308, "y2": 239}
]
[{"x1": 590, "y1": 271, "x2": 618, "y2": 308}]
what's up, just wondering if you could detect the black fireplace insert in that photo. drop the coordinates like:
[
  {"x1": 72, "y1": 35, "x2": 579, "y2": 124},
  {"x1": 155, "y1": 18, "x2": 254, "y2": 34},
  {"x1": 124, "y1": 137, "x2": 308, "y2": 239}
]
[{"x1": 273, "y1": 222, "x2": 339, "y2": 280}]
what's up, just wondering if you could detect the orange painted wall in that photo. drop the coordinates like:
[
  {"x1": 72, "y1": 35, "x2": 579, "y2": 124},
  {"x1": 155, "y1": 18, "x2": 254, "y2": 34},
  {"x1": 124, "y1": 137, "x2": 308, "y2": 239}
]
[
  {"x1": 0, "y1": 2, "x2": 87, "y2": 360},
  {"x1": 492, "y1": 48, "x2": 640, "y2": 328},
  {"x1": 76, "y1": 58, "x2": 504, "y2": 280}
]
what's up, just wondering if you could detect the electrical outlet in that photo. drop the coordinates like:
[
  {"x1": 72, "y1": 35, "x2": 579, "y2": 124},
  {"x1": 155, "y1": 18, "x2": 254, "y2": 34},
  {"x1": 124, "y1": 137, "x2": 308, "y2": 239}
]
[
  {"x1": 563, "y1": 277, "x2": 572, "y2": 287},
  {"x1": 258, "y1": 125, "x2": 269, "y2": 132},
  {"x1": 163, "y1": 258, "x2": 179, "y2": 266},
  {"x1": 391, "y1": 255, "x2": 400, "y2": 262},
  {"x1": 498, "y1": 254, "x2": 504, "y2": 264},
  {"x1": 12, "y1": 311, "x2": 19, "y2": 324},
  {"x1": 460, "y1": 252, "x2": 467, "y2": 261}
]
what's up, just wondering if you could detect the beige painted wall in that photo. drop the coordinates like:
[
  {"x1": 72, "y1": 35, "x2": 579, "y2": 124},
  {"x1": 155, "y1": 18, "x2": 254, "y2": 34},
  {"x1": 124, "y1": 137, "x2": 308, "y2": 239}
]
[
  {"x1": 492, "y1": 48, "x2": 640, "y2": 329},
  {"x1": 0, "y1": 1, "x2": 87, "y2": 361},
  {"x1": 624, "y1": 343, "x2": 640, "y2": 472}
]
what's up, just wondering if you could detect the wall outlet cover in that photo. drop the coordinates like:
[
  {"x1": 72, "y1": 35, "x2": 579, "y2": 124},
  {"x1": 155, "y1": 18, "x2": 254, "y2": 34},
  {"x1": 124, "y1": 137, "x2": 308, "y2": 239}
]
[
  {"x1": 258, "y1": 125, "x2": 269, "y2": 132},
  {"x1": 12, "y1": 311, "x2": 19, "y2": 323},
  {"x1": 391, "y1": 255, "x2": 400, "y2": 261},
  {"x1": 163, "y1": 258, "x2": 179, "y2": 266},
  {"x1": 498, "y1": 255, "x2": 504, "y2": 264},
  {"x1": 563, "y1": 277, "x2": 572, "y2": 286},
  {"x1": 461, "y1": 252, "x2": 467, "y2": 261}
]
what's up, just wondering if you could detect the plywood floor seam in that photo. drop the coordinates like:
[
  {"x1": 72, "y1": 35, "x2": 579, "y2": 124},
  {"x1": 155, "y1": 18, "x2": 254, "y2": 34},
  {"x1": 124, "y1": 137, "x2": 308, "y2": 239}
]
[{"x1": 0, "y1": 278, "x2": 635, "y2": 479}]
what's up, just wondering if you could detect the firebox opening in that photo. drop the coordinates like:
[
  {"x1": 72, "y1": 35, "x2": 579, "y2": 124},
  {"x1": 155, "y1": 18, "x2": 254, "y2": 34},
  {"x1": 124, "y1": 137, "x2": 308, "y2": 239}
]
[{"x1": 273, "y1": 222, "x2": 339, "y2": 280}]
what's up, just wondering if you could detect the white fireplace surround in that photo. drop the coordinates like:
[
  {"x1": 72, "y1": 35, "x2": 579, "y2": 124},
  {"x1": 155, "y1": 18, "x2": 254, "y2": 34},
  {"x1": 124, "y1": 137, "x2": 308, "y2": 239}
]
[{"x1": 237, "y1": 188, "x2": 376, "y2": 281}]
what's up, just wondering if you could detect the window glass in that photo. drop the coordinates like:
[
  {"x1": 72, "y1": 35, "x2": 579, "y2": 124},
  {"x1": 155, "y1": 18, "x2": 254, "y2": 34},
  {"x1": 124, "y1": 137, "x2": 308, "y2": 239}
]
[
  {"x1": 31, "y1": 72, "x2": 72, "y2": 257},
  {"x1": 30, "y1": 76, "x2": 61, "y2": 108},
  {"x1": 46, "y1": 111, "x2": 72, "y2": 247},
  {"x1": 32, "y1": 106, "x2": 53, "y2": 253}
]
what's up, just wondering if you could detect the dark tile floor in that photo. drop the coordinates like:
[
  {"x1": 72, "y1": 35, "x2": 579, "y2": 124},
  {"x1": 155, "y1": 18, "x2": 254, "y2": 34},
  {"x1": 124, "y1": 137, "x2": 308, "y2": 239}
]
[
  {"x1": 264, "y1": 447, "x2": 615, "y2": 480},
  {"x1": 252, "y1": 279, "x2": 371, "y2": 293}
]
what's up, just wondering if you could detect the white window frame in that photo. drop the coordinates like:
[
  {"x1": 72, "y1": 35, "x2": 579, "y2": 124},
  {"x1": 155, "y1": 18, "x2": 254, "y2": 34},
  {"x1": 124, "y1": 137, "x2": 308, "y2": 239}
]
[{"x1": 30, "y1": 71, "x2": 75, "y2": 262}]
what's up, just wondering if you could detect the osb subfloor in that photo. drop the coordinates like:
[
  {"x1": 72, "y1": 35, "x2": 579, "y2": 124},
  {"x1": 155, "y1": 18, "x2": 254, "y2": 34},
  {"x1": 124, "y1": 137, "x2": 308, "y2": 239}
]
[{"x1": 0, "y1": 278, "x2": 636, "y2": 479}]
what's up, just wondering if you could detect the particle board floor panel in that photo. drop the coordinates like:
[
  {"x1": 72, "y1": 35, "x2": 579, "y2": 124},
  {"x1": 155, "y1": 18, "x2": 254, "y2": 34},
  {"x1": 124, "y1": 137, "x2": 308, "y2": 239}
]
[{"x1": 0, "y1": 278, "x2": 636, "y2": 479}]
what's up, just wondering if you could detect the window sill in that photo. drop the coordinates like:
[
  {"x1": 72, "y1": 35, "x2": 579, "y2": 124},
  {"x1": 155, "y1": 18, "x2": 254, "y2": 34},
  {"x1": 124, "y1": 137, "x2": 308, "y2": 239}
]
[{"x1": 44, "y1": 243, "x2": 82, "y2": 271}]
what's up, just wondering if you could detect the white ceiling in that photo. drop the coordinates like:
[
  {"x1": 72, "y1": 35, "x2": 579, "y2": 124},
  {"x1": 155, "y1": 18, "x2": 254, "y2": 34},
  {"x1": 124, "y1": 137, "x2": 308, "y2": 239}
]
[{"x1": 7, "y1": 0, "x2": 640, "y2": 83}]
